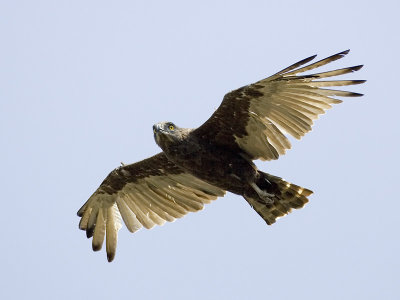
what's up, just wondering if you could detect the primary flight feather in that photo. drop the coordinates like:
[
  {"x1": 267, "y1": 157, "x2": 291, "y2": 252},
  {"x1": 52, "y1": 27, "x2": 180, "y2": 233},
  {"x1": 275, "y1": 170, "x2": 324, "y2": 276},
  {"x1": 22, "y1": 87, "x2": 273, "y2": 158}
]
[{"x1": 77, "y1": 50, "x2": 364, "y2": 262}]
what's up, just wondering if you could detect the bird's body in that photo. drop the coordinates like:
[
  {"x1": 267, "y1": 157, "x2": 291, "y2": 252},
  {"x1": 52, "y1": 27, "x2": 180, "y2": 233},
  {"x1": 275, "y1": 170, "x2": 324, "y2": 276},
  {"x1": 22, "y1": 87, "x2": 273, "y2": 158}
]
[
  {"x1": 153, "y1": 121, "x2": 311, "y2": 225},
  {"x1": 155, "y1": 123, "x2": 256, "y2": 194},
  {"x1": 77, "y1": 50, "x2": 364, "y2": 261}
]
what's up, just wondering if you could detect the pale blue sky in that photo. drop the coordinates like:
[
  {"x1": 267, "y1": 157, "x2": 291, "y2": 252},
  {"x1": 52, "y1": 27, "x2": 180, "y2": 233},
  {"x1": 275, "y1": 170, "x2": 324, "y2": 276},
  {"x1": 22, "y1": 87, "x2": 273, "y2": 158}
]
[{"x1": 1, "y1": 1, "x2": 399, "y2": 299}]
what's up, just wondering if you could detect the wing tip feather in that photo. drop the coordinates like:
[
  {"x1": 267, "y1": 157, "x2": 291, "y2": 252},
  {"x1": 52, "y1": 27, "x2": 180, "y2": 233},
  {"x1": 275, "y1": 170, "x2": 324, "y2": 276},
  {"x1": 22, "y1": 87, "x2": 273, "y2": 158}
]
[
  {"x1": 86, "y1": 227, "x2": 94, "y2": 238},
  {"x1": 78, "y1": 218, "x2": 87, "y2": 230},
  {"x1": 340, "y1": 49, "x2": 350, "y2": 56},
  {"x1": 107, "y1": 252, "x2": 115, "y2": 262},
  {"x1": 351, "y1": 80, "x2": 366, "y2": 85},
  {"x1": 92, "y1": 243, "x2": 102, "y2": 252},
  {"x1": 351, "y1": 92, "x2": 364, "y2": 97},
  {"x1": 77, "y1": 206, "x2": 85, "y2": 217},
  {"x1": 304, "y1": 54, "x2": 318, "y2": 63},
  {"x1": 350, "y1": 65, "x2": 364, "y2": 72}
]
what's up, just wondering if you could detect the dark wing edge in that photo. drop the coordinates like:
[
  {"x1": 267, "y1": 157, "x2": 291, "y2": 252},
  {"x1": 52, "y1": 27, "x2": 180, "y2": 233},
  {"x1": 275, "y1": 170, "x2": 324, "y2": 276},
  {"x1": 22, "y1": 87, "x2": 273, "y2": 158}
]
[
  {"x1": 193, "y1": 50, "x2": 365, "y2": 161},
  {"x1": 77, "y1": 153, "x2": 225, "y2": 262}
]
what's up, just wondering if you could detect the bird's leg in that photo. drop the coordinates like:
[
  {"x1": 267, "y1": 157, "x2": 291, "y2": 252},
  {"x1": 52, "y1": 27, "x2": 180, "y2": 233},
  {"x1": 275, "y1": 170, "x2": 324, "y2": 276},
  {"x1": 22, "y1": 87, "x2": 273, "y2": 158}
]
[{"x1": 250, "y1": 182, "x2": 274, "y2": 204}]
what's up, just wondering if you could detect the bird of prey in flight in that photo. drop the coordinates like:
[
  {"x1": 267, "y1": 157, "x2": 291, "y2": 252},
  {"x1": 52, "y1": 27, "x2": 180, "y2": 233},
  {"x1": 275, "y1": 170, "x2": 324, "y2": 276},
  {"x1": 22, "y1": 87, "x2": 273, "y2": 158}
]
[{"x1": 77, "y1": 50, "x2": 364, "y2": 262}]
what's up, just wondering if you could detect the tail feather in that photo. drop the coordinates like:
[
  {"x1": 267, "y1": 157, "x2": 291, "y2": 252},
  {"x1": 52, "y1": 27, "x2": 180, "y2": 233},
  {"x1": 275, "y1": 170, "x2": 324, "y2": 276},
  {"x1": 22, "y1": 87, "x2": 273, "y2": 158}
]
[{"x1": 245, "y1": 173, "x2": 313, "y2": 225}]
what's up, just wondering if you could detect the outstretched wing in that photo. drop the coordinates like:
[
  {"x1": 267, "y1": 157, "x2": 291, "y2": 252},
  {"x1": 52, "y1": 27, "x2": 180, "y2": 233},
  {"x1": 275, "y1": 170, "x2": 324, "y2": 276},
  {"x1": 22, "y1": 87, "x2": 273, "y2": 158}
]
[
  {"x1": 193, "y1": 50, "x2": 365, "y2": 161},
  {"x1": 77, "y1": 153, "x2": 225, "y2": 262}
]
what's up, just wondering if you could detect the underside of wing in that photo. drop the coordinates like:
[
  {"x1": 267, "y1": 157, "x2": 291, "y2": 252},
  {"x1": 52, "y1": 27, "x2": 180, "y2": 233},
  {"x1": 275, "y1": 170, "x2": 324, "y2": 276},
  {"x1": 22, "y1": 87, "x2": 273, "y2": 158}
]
[
  {"x1": 77, "y1": 153, "x2": 225, "y2": 262},
  {"x1": 194, "y1": 50, "x2": 365, "y2": 161}
]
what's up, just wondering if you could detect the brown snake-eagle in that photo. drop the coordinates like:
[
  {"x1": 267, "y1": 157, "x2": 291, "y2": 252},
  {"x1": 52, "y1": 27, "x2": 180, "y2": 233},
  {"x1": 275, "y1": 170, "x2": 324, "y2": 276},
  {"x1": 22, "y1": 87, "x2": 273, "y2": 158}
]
[{"x1": 77, "y1": 50, "x2": 364, "y2": 262}]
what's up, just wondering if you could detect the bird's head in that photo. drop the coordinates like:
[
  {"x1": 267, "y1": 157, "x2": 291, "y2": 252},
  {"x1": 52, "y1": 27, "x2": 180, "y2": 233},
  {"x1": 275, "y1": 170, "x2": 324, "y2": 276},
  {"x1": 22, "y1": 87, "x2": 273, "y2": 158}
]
[{"x1": 153, "y1": 121, "x2": 185, "y2": 149}]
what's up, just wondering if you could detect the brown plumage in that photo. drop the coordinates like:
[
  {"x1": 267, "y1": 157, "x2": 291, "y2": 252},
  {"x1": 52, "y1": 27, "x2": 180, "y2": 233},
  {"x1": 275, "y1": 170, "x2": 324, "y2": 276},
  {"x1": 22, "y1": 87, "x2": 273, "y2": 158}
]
[{"x1": 77, "y1": 50, "x2": 364, "y2": 261}]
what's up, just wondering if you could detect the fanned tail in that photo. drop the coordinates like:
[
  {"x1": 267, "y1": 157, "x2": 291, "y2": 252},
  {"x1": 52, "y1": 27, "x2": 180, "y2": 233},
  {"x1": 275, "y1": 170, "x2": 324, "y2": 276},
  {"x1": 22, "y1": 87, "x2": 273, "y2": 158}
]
[{"x1": 245, "y1": 173, "x2": 313, "y2": 225}]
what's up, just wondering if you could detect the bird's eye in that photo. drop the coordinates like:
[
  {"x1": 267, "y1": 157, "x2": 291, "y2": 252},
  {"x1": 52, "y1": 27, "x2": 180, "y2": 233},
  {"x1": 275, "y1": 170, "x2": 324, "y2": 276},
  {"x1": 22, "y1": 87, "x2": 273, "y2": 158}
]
[{"x1": 169, "y1": 125, "x2": 175, "y2": 131}]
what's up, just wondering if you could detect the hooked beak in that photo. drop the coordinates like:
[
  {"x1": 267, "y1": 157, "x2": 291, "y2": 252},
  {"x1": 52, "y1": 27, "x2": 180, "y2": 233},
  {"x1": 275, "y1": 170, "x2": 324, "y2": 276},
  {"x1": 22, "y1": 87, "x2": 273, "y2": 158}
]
[
  {"x1": 153, "y1": 124, "x2": 164, "y2": 145},
  {"x1": 153, "y1": 123, "x2": 163, "y2": 134}
]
